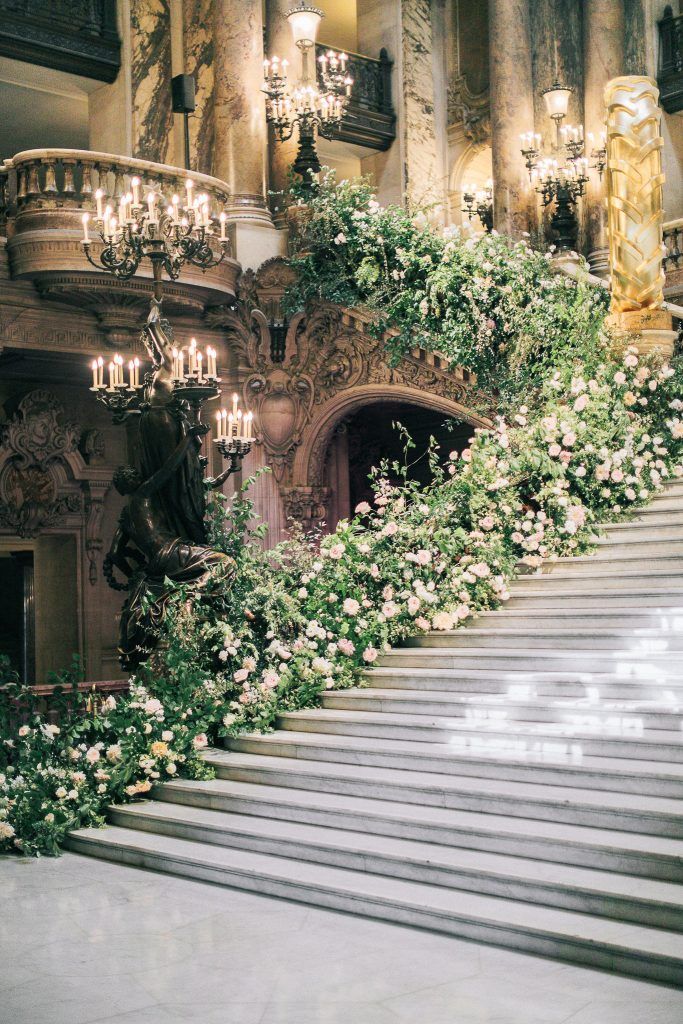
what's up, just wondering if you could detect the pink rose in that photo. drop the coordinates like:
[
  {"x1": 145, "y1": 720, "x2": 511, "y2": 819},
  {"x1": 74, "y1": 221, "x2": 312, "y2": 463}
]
[
  {"x1": 362, "y1": 646, "x2": 378, "y2": 663},
  {"x1": 343, "y1": 598, "x2": 360, "y2": 616}
]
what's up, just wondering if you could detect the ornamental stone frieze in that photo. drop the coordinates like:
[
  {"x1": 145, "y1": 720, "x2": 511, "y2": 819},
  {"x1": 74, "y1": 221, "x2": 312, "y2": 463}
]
[
  {"x1": 0, "y1": 391, "x2": 110, "y2": 569},
  {"x1": 207, "y1": 258, "x2": 492, "y2": 529}
]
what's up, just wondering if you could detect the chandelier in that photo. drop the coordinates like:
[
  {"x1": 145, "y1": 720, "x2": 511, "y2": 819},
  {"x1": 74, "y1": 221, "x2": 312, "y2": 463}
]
[
  {"x1": 461, "y1": 179, "x2": 493, "y2": 233},
  {"x1": 262, "y1": 2, "x2": 353, "y2": 184},
  {"x1": 81, "y1": 176, "x2": 229, "y2": 302},
  {"x1": 519, "y1": 83, "x2": 607, "y2": 250}
]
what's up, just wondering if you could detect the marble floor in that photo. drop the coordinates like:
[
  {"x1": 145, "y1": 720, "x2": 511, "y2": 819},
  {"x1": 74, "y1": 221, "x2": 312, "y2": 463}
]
[{"x1": 2, "y1": 853, "x2": 683, "y2": 1024}]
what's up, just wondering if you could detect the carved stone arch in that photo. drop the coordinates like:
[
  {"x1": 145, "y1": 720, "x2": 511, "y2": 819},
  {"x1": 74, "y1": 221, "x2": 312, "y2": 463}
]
[{"x1": 292, "y1": 382, "x2": 488, "y2": 494}]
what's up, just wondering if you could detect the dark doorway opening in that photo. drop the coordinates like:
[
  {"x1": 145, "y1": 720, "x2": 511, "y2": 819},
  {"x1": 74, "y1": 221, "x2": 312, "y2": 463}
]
[{"x1": 0, "y1": 551, "x2": 35, "y2": 683}]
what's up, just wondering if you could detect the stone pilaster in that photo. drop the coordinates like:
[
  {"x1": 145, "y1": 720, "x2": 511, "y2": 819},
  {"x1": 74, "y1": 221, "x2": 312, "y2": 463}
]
[
  {"x1": 265, "y1": 0, "x2": 301, "y2": 221},
  {"x1": 401, "y1": 0, "x2": 443, "y2": 210},
  {"x1": 213, "y1": 0, "x2": 269, "y2": 217},
  {"x1": 488, "y1": 0, "x2": 535, "y2": 237},
  {"x1": 183, "y1": 0, "x2": 214, "y2": 175},
  {"x1": 583, "y1": 1, "x2": 625, "y2": 274},
  {"x1": 131, "y1": 0, "x2": 174, "y2": 163}
]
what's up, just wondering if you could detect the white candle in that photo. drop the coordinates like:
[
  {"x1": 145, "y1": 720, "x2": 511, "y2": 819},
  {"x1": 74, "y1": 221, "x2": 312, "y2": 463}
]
[
  {"x1": 108, "y1": 361, "x2": 115, "y2": 389},
  {"x1": 82, "y1": 212, "x2": 90, "y2": 243},
  {"x1": 189, "y1": 338, "x2": 197, "y2": 375},
  {"x1": 221, "y1": 409, "x2": 227, "y2": 439},
  {"x1": 219, "y1": 211, "x2": 227, "y2": 241},
  {"x1": 97, "y1": 356, "x2": 104, "y2": 388},
  {"x1": 177, "y1": 349, "x2": 184, "y2": 380},
  {"x1": 128, "y1": 360, "x2": 134, "y2": 388},
  {"x1": 228, "y1": 412, "x2": 234, "y2": 439},
  {"x1": 147, "y1": 191, "x2": 157, "y2": 221},
  {"x1": 236, "y1": 409, "x2": 242, "y2": 439},
  {"x1": 110, "y1": 215, "x2": 118, "y2": 240},
  {"x1": 172, "y1": 347, "x2": 179, "y2": 380},
  {"x1": 91, "y1": 359, "x2": 98, "y2": 388},
  {"x1": 131, "y1": 176, "x2": 141, "y2": 206},
  {"x1": 216, "y1": 410, "x2": 222, "y2": 439},
  {"x1": 244, "y1": 411, "x2": 253, "y2": 441},
  {"x1": 185, "y1": 178, "x2": 194, "y2": 207},
  {"x1": 172, "y1": 194, "x2": 180, "y2": 223},
  {"x1": 134, "y1": 357, "x2": 140, "y2": 387},
  {"x1": 202, "y1": 202, "x2": 210, "y2": 227},
  {"x1": 196, "y1": 351, "x2": 203, "y2": 383}
]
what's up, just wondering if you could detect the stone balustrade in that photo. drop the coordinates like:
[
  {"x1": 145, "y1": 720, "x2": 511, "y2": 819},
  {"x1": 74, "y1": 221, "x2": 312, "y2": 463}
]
[
  {"x1": 0, "y1": 149, "x2": 239, "y2": 308},
  {"x1": 664, "y1": 219, "x2": 683, "y2": 272}
]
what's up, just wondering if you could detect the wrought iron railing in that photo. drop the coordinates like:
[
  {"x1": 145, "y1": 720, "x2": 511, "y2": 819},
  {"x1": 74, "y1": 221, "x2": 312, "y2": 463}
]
[
  {"x1": 0, "y1": 0, "x2": 120, "y2": 83},
  {"x1": 658, "y1": 7, "x2": 683, "y2": 113},
  {"x1": 316, "y1": 44, "x2": 396, "y2": 150}
]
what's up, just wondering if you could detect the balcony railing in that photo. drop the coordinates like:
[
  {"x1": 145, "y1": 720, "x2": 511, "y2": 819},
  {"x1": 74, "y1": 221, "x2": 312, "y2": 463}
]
[
  {"x1": 0, "y1": 149, "x2": 238, "y2": 303},
  {"x1": 316, "y1": 45, "x2": 396, "y2": 151},
  {"x1": 0, "y1": 0, "x2": 120, "y2": 83},
  {"x1": 658, "y1": 6, "x2": 683, "y2": 113}
]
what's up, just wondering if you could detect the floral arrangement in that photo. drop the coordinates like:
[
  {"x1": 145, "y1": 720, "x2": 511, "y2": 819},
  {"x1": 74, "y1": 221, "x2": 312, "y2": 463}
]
[{"x1": 2, "y1": 173, "x2": 682, "y2": 857}]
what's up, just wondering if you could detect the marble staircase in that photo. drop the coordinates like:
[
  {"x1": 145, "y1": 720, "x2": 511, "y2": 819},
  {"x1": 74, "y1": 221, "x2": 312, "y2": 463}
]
[{"x1": 68, "y1": 479, "x2": 683, "y2": 985}]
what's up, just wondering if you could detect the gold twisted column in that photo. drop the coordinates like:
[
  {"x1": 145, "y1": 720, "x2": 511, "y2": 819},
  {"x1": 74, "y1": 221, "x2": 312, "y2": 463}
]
[{"x1": 604, "y1": 75, "x2": 675, "y2": 355}]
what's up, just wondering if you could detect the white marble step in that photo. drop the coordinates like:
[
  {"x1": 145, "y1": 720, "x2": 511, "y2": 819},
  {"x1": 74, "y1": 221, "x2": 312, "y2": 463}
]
[
  {"x1": 324, "y1": 687, "x2": 683, "y2": 731},
  {"x1": 541, "y1": 553, "x2": 683, "y2": 574},
  {"x1": 599, "y1": 517, "x2": 683, "y2": 539},
  {"x1": 404, "y1": 627, "x2": 683, "y2": 650},
  {"x1": 474, "y1": 607, "x2": 683, "y2": 626},
  {"x1": 105, "y1": 800, "x2": 683, "y2": 931},
  {"x1": 64, "y1": 826, "x2": 683, "y2": 986},
  {"x1": 153, "y1": 777, "x2": 683, "y2": 881},
  {"x1": 208, "y1": 750, "x2": 683, "y2": 836},
  {"x1": 504, "y1": 589, "x2": 683, "y2": 608},
  {"x1": 589, "y1": 538, "x2": 683, "y2": 557},
  {"x1": 363, "y1": 667, "x2": 683, "y2": 700},
  {"x1": 222, "y1": 729, "x2": 683, "y2": 798},
  {"x1": 512, "y1": 569, "x2": 683, "y2": 590},
  {"x1": 277, "y1": 708, "x2": 683, "y2": 762},
  {"x1": 616, "y1": 507, "x2": 683, "y2": 526},
  {"x1": 379, "y1": 645, "x2": 681, "y2": 676}
]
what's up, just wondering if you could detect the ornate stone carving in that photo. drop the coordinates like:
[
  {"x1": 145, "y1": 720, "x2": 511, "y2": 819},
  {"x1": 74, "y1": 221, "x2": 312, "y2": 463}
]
[
  {"x1": 0, "y1": 390, "x2": 82, "y2": 538},
  {"x1": 281, "y1": 485, "x2": 331, "y2": 530},
  {"x1": 448, "y1": 75, "x2": 491, "y2": 145}
]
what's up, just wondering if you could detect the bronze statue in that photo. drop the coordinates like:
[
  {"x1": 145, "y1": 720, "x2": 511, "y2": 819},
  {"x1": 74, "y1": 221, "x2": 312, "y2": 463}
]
[{"x1": 102, "y1": 306, "x2": 241, "y2": 670}]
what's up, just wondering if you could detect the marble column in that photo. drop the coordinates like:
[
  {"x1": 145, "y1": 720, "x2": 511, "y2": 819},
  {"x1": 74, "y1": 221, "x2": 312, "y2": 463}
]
[
  {"x1": 131, "y1": 0, "x2": 174, "y2": 163},
  {"x1": 488, "y1": 0, "x2": 535, "y2": 236},
  {"x1": 401, "y1": 0, "x2": 444, "y2": 211},
  {"x1": 213, "y1": 0, "x2": 269, "y2": 217},
  {"x1": 583, "y1": 0, "x2": 625, "y2": 273},
  {"x1": 265, "y1": 0, "x2": 301, "y2": 221},
  {"x1": 183, "y1": 0, "x2": 214, "y2": 175}
]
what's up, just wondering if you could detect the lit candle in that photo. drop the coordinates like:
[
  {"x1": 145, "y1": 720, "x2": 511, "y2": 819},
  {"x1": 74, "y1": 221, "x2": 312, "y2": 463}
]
[
  {"x1": 82, "y1": 212, "x2": 90, "y2": 243},
  {"x1": 189, "y1": 338, "x2": 197, "y2": 375},
  {"x1": 172, "y1": 194, "x2": 180, "y2": 223},
  {"x1": 222, "y1": 409, "x2": 228, "y2": 439},
  {"x1": 131, "y1": 176, "x2": 141, "y2": 206},
  {"x1": 172, "y1": 347, "x2": 179, "y2": 380},
  {"x1": 219, "y1": 211, "x2": 227, "y2": 241},
  {"x1": 263, "y1": 58, "x2": 270, "y2": 79},
  {"x1": 128, "y1": 360, "x2": 134, "y2": 389},
  {"x1": 196, "y1": 350, "x2": 203, "y2": 383},
  {"x1": 91, "y1": 359, "x2": 98, "y2": 388},
  {"x1": 97, "y1": 356, "x2": 104, "y2": 388},
  {"x1": 216, "y1": 410, "x2": 222, "y2": 439},
  {"x1": 185, "y1": 177, "x2": 194, "y2": 207},
  {"x1": 177, "y1": 348, "x2": 184, "y2": 380},
  {"x1": 95, "y1": 189, "x2": 104, "y2": 220},
  {"x1": 109, "y1": 215, "x2": 118, "y2": 240},
  {"x1": 281, "y1": 58, "x2": 289, "y2": 79},
  {"x1": 133, "y1": 357, "x2": 140, "y2": 388},
  {"x1": 119, "y1": 194, "x2": 127, "y2": 225},
  {"x1": 108, "y1": 361, "x2": 115, "y2": 389},
  {"x1": 244, "y1": 411, "x2": 254, "y2": 441},
  {"x1": 147, "y1": 190, "x2": 157, "y2": 221},
  {"x1": 207, "y1": 346, "x2": 216, "y2": 378},
  {"x1": 228, "y1": 412, "x2": 234, "y2": 439},
  {"x1": 236, "y1": 409, "x2": 242, "y2": 439}
]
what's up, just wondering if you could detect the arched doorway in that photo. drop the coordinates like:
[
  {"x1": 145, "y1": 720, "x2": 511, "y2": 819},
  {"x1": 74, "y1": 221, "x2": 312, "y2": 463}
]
[{"x1": 323, "y1": 400, "x2": 473, "y2": 529}]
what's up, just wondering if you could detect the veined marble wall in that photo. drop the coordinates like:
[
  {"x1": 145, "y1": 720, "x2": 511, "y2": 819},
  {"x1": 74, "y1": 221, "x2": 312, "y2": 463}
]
[
  {"x1": 183, "y1": 0, "x2": 214, "y2": 175},
  {"x1": 131, "y1": 0, "x2": 174, "y2": 163},
  {"x1": 401, "y1": 0, "x2": 442, "y2": 208}
]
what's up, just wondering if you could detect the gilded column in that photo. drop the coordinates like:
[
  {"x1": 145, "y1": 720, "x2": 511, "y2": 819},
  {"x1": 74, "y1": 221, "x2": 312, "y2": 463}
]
[
  {"x1": 213, "y1": 0, "x2": 269, "y2": 218},
  {"x1": 488, "y1": 0, "x2": 534, "y2": 236},
  {"x1": 583, "y1": 0, "x2": 624, "y2": 273},
  {"x1": 131, "y1": 0, "x2": 174, "y2": 163}
]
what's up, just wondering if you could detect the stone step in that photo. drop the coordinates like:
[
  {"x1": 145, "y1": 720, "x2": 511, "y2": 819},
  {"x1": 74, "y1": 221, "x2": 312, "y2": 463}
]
[
  {"x1": 106, "y1": 800, "x2": 683, "y2": 932},
  {"x1": 539, "y1": 554, "x2": 683, "y2": 575},
  {"x1": 64, "y1": 826, "x2": 683, "y2": 986},
  {"x1": 600, "y1": 514, "x2": 683, "y2": 537},
  {"x1": 590, "y1": 537, "x2": 683, "y2": 557},
  {"x1": 153, "y1": 777, "x2": 683, "y2": 882},
  {"x1": 504, "y1": 589, "x2": 683, "y2": 609},
  {"x1": 224, "y1": 732, "x2": 683, "y2": 797},
  {"x1": 404, "y1": 627, "x2": 683, "y2": 651},
  {"x1": 473, "y1": 607, "x2": 683, "y2": 628},
  {"x1": 512, "y1": 569, "x2": 683, "y2": 591},
  {"x1": 636, "y1": 493, "x2": 683, "y2": 513},
  {"x1": 273, "y1": 712, "x2": 683, "y2": 764},
  {"x1": 206, "y1": 750, "x2": 683, "y2": 836},
  {"x1": 324, "y1": 687, "x2": 683, "y2": 731},
  {"x1": 615, "y1": 508, "x2": 683, "y2": 526},
  {"x1": 364, "y1": 667, "x2": 683, "y2": 701},
  {"x1": 379, "y1": 645, "x2": 681, "y2": 677}
]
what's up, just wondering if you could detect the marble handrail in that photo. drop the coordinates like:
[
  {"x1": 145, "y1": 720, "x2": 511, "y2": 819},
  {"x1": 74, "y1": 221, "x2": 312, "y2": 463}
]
[{"x1": 0, "y1": 148, "x2": 232, "y2": 220}]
